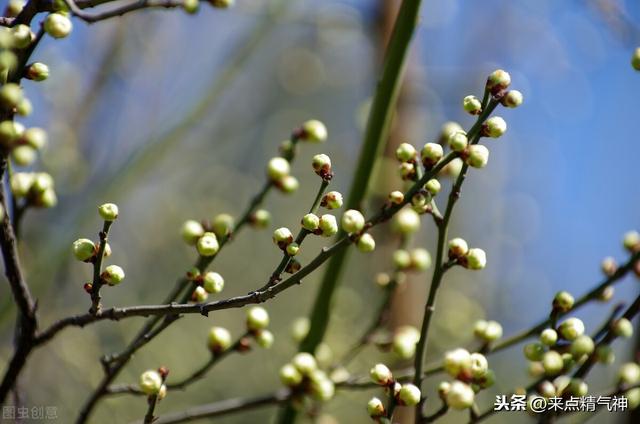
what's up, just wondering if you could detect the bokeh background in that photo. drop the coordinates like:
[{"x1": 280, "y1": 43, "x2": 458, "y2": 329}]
[{"x1": 1, "y1": 0, "x2": 640, "y2": 422}]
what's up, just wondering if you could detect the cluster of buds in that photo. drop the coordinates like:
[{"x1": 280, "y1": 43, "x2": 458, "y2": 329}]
[
  {"x1": 473, "y1": 319, "x2": 503, "y2": 344},
  {"x1": 185, "y1": 268, "x2": 225, "y2": 303},
  {"x1": 0, "y1": 101, "x2": 48, "y2": 166},
  {"x1": 279, "y1": 352, "x2": 335, "y2": 402},
  {"x1": 180, "y1": 217, "x2": 226, "y2": 258},
  {"x1": 246, "y1": 306, "x2": 274, "y2": 349},
  {"x1": 139, "y1": 367, "x2": 168, "y2": 400},
  {"x1": 440, "y1": 348, "x2": 494, "y2": 410},
  {"x1": 367, "y1": 363, "x2": 421, "y2": 419},
  {"x1": 395, "y1": 142, "x2": 419, "y2": 181},
  {"x1": 280, "y1": 119, "x2": 327, "y2": 159},
  {"x1": 10, "y1": 171, "x2": 57, "y2": 208},
  {"x1": 447, "y1": 237, "x2": 487, "y2": 270},
  {"x1": 267, "y1": 157, "x2": 298, "y2": 193},
  {"x1": 392, "y1": 248, "x2": 431, "y2": 272}
]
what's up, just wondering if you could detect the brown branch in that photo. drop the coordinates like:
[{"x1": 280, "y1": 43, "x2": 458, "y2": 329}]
[{"x1": 64, "y1": 0, "x2": 184, "y2": 24}]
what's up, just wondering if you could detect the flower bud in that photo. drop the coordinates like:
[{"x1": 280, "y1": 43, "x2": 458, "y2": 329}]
[
  {"x1": 37, "y1": 188, "x2": 57, "y2": 208},
  {"x1": 466, "y1": 145, "x2": 489, "y2": 168},
  {"x1": 397, "y1": 384, "x2": 421, "y2": 407},
  {"x1": 482, "y1": 117, "x2": 507, "y2": 138},
  {"x1": 139, "y1": 370, "x2": 163, "y2": 395},
  {"x1": 448, "y1": 131, "x2": 468, "y2": 152},
  {"x1": 272, "y1": 228, "x2": 293, "y2": 250},
  {"x1": 203, "y1": 271, "x2": 224, "y2": 294},
  {"x1": 11, "y1": 145, "x2": 36, "y2": 166},
  {"x1": 312, "y1": 153, "x2": 332, "y2": 177},
  {"x1": 302, "y1": 213, "x2": 320, "y2": 231},
  {"x1": 553, "y1": 291, "x2": 574, "y2": 312},
  {"x1": 181, "y1": 220, "x2": 205, "y2": 245},
  {"x1": 0, "y1": 83, "x2": 23, "y2": 109},
  {"x1": 212, "y1": 213, "x2": 234, "y2": 237},
  {"x1": 10, "y1": 172, "x2": 33, "y2": 198},
  {"x1": 182, "y1": 0, "x2": 199, "y2": 13},
  {"x1": 15, "y1": 98, "x2": 32, "y2": 116},
  {"x1": 44, "y1": 13, "x2": 72, "y2": 39},
  {"x1": 279, "y1": 175, "x2": 299, "y2": 193},
  {"x1": 421, "y1": 142, "x2": 443, "y2": 167},
  {"x1": 291, "y1": 317, "x2": 310, "y2": 342},
  {"x1": 286, "y1": 242, "x2": 299, "y2": 256},
  {"x1": 469, "y1": 352, "x2": 488, "y2": 378},
  {"x1": 483, "y1": 320, "x2": 503, "y2": 342},
  {"x1": 502, "y1": 90, "x2": 523, "y2": 108},
  {"x1": 256, "y1": 329, "x2": 274, "y2": 348},
  {"x1": 207, "y1": 326, "x2": 232, "y2": 353},
  {"x1": 486, "y1": 69, "x2": 511, "y2": 94},
  {"x1": 196, "y1": 232, "x2": 219, "y2": 256},
  {"x1": 310, "y1": 377, "x2": 335, "y2": 402},
  {"x1": 393, "y1": 249, "x2": 411, "y2": 270},
  {"x1": 319, "y1": 214, "x2": 338, "y2": 237},
  {"x1": 399, "y1": 162, "x2": 415, "y2": 180},
  {"x1": 0, "y1": 51, "x2": 17, "y2": 73},
  {"x1": 6, "y1": 0, "x2": 25, "y2": 17},
  {"x1": 570, "y1": 335, "x2": 594, "y2": 359},
  {"x1": 250, "y1": 209, "x2": 270, "y2": 229},
  {"x1": 445, "y1": 381, "x2": 475, "y2": 410},
  {"x1": 388, "y1": 190, "x2": 404, "y2": 204},
  {"x1": 601, "y1": 257, "x2": 617, "y2": 277},
  {"x1": 558, "y1": 317, "x2": 585, "y2": 341},
  {"x1": 410, "y1": 248, "x2": 431, "y2": 271},
  {"x1": 443, "y1": 348, "x2": 472, "y2": 377},
  {"x1": 0, "y1": 120, "x2": 24, "y2": 146},
  {"x1": 357, "y1": 233, "x2": 375, "y2": 253},
  {"x1": 210, "y1": 0, "x2": 234, "y2": 8},
  {"x1": 395, "y1": 143, "x2": 417, "y2": 162},
  {"x1": 477, "y1": 369, "x2": 496, "y2": 389},
  {"x1": 367, "y1": 397, "x2": 385, "y2": 418},
  {"x1": 411, "y1": 192, "x2": 426, "y2": 209},
  {"x1": 523, "y1": 343, "x2": 545, "y2": 361},
  {"x1": 12, "y1": 25, "x2": 32, "y2": 49},
  {"x1": 341, "y1": 209, "x2": 365, "y2": 233},
  {"x1": 528, "y1": 361, "x2": 545, "y2": 378},
  {"x1": 322, "y1": 191, "x2": 343, "y2": 210},
  {"x1": 280, "y1": 363, "x2": 303, "y2": 387},
  {"x1": 98, "y1": 203, "x2": 119, "y2": 221},
  {"x1": 247, "y1": 306, "x2": 269, "y2": 331},
  {"x1": 623, "y1": 230, "x2": 640, "y2": 252},
  {"x1": 613, "y1": 318, "x2": 633, "y2": 338},
  {"x1": 392, "y1": 326, "x2": 419, "y2": 359},
  {"x1": 292, "y1": 352, "x2": 317, "y2": 376},
  {"x1": 463, "y1": 95, "x2": 482, "y2": 115},
  {"x1": 425, "y1": 179, "x2": 441, "y2": 196},
  {"x1": 437, "y1": 381, "x2": 451, "y2": 399},
  {"x1": 23, "y1": 127, "x2": 47, "y2": 150},
  {"x1": 618, "y1": 363, "x2": 640, "y2": 385},
  {"x1": 464, "y1": 248, "x2": 487, "y2": 270},
  {"x1": 73, "y1": 238, "x2": 96, "y2": 262},
  {"x1": 627, "y1": 388, "x2": 640, "y2": 409},
  {"x1": 157, "y1": 384, "x2": 167, "y2": 401},
  {"x1": 102, "y1": 265, "x2": 125, "y2": 286},
  {"x1": 25, "y1": 62, "x2": 49, "y2": 81},
  {"x1": 596, "y1": 345, "x2": 615, "y2": 364},
  {"x1": 568, "y1": 379, "x2": 588, "y2": 397},
  {"x1": 632, "y1": 48, "x2": 640, "y2": 71},
  {"x1": 542, "y1": 351, "x2": 564, "y2": 376},
  {"x1": 370, "y1": 363, "x2": 393, "y2": 386},
  {"x1": 267, "y1": 157, "x2": 290, "y2": 181},
  {"x1": 301, "y1": 119, "x2": 327, "y2": 143},
  {"x1": 540, "y1": 329, "x2": 558, "y2": 346},
  {"x1": 392, "y1": 208, "x2": 420, "y2": 235},
  {"x1": 448, "y1": 237, "x2": 469, "y2": 258}
]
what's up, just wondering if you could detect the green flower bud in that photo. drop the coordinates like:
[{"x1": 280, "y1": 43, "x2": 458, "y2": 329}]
[
  {"x1": 399, "y1": 162, "x2": 415, "y2": 180},
  {"x1": 465, "y1": 248, "x2": 487, "y2": 270},
  {"x1": 444, "y1": 348, "x2": 472, "y2": 377},
  {"x1": 292, "y1": 352, "x2": 317, "y2": 376},
  {"x1": 210, "y1": 0, "x2": 234, "y2": 8},
  {"x1": 280, "y1": 363, "x2": 303, "y2": 387},
  {"x1": 393, "y1": 249, "x2": 411, "y2": 270},
  {"x1": 448, "y1": 237, "x2": 469, "y2": 258},
  {"x1": 15, "y1": 98, "x2": 32, "y2": 116},
  {"x1": 182, "y1": 0, "x2": 199, "y2": 13},
  {"x1": 538, "y1": 380, "x2": 556, "y2": 398},
  {"x1": 395, "y1": 142, "x2": 417, "y2": 162},
  {"x1": 613, "y1": 318, "x2": 633, "y2": 338},
  {"x1": 279, "y1": 175, "x2": 299, "y2": 193},
  {"x1": 528, "y1": 361, "x2": 545, "y2": 378},
  {"x1": 0, "y1": 120, "x2": 24, "y2": 146},
  {"x1": 98, "y1": 203, "x2": 119, "y2": 221},
  {"x1": 312, "y1": 153, "x2": 332, "y2": 176},
  {"x1": 38, "y1": 188, "x2": 57, "y2": 208},
  {"x1": 255, "y1": 329, "x2": 274, "y2": 348},
  {"x1": 411, "y1": 192, "x2": 426, "y2": 209},
  {"x1": 477, "y1": 368, "x2": 496, "y2": 389},
  {"x1": 0, "y1": 50, "x2": 18, "y2": 73},
  {"x1": 470, "y1": 353, "x2": 488, "y2": 378},
  {"x1": 397, "y1": 384, "x2": 420, "y2": 407},
  {"x1": 25, "y1": 62, "x2": 49, "y2": 81},
  {"x1": 466, "y1": 145, "x2": 490, "y2": 168},
  {"x1": 250, "y1": 209, "x2": 270, "y2": 229},
  {"x1": 421, "y1": 142, "x2": 443, "y2": 167},
  {"x1": 570, "y1": 335, "x2": 594, "y2": 359},
  {"x1": 208, "y1": 326, "x2": 232, "y2": 353},
  {"x1": 463, "y1": 95, "x2": 482, "y2": 115},
  {"x1": 483, "y1": 116, "x2": 507, "y2": 138},
  {"x1": 6, "y1": 0, "x2": 25, "y2": 17},
  {"x1": 448, "y1": 131, "x2": 468, "y2": 152},
  {"x1": 301, "y1": 213, "x2": 320, "y2": 231},
  {"x1": 181, "y1": 220, "x2": 204, "y2": 245},
  {"x1": 618, "y1": 363, "x2": 640, "y2": 385},
  {"x1": 196, "y1": 232, "x2": 219, "y2": 256},
  {"x1": 301, "y1": 119, "x2": 327, "y2": 143},
  {"x1": 540, "y1": 329, "x2": 558, "y2": 346},
  {"x1": 267, "y1": 157, "x2": 290, "y2": 181},
  {"x1": 632, "y1": 48, "x2": 640, "y2": 71},
  {"x1": 558, "y1": 317, "x2": 585, "y2": 341},
  {"x1": 367, "y1": 397, "x2": 385, "y2": 418},
  {"x1": 211, "y1": 213, "x2": 234, "y2": 237},
  {"x1": 139, "y1": 370, "x2": 162, "y2": 395},
  {"x1": 597, "y1": 285, "x2": 615, "y2": 301},
  {"x1": 246, "y1": 306, "x2": 269, "y2": 331},
  {"x1": 73, "y1": 238, "x2": 96, "y2": 262},
  {"x1": 44, "y1": 13, "x2": 72, "y2": 39},
  {"x1": 392, "y1": 326, "x2": 420, "y2": 359},
  {"x1": 10, "y1": 172, "x2": 33, "y2": 198},
  {"x1": 486, "y1": 69, "x2": 511, "y2": 94},
  {"x1": 11, "y1": 145, "x2": 36, "y2": 166},
  {"x1": 445, "y1": 381, "x2": 475, "y2": 410},
  {"x1": 203, "y1": 271, "x2": 224, "y2": 294},
  {"x1": 22, "y1": 127, "x2": 47, "y2": 150},
  {"x1": 322, "y1": 191, "x2": 343, "y2": 209},
  {"x1": 542, "y1": 351, "x2": 564, "y2": 376},
  {"x1": 341, "y1": 209, "x2": 365, "y2": 233},
  {"x1": 0, "y1": 83, "x2": 23, "y2": 109},
  {"x1": 11, "y1": 25, "x2": 32, "y2": 49},
  {"x1": 319, "y1": 214, "x2": 338, "y2": 237},
  {"x1": 357, "y1": 233, "x2": 375, "y2": 253},
  {"x1": 483, "y1": 320, "x2": 503, "y2": 342},
  {"x1": 291, "y1": 317, "x2": 310, "y2": 343},
  {"x1": 370, "y1": 363, "x2": 393, "y2": 386},
  {"x1": 623, "y1": 230, "x2": 640, "y2": 252},
  {"x1": 523, "y1": 343, "x2": 545, "y2": 361},
  {"x1": 286, "y1": 242, "x2": 299, "y2": 256},
  {"x1": 553, "y1": 291, "x2": 574, "y2": 312},
  {"x1": 568, "y1": 379, "x2": 588, "y2": 397},
  {"x1": 273, "y1": 227, "x2": 293, "y2": 249},
  {"x1": 310, "y1": 377, "x2": 335, "y2": 402},
  {"x1": 392, "y1": 208, "x2": 420, "y2": 235},
  {"x1": 439, "y1": 121, "x2": 463, "y2": 143},
  {"x1": 601, "y1": 257, "x2": 617, "y2": 277},
  {"x1": 502, "y1": 90, "x2": 523, "y2": 108},
  {"x1": 627, "y1": 388, "x2": 640, "y2": 409},
  {"x1": 410, "y1": 248, "x2": 431, "y2": 270},
  {"x1": 157, "y1": 384, "x2": 167, "y2": 401},
  {"x1": 596, "y1": 345, "x2": 615, "y2": 364},
  {"x1": 425, "y1": 179, "x2": 441, "y2": 195},
  {"x1": 102, "y1": 265, "x2": 125, "y2": 286},
  {"x1": 388, "y1": 190, "x2": 404, "y2": 204}
]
